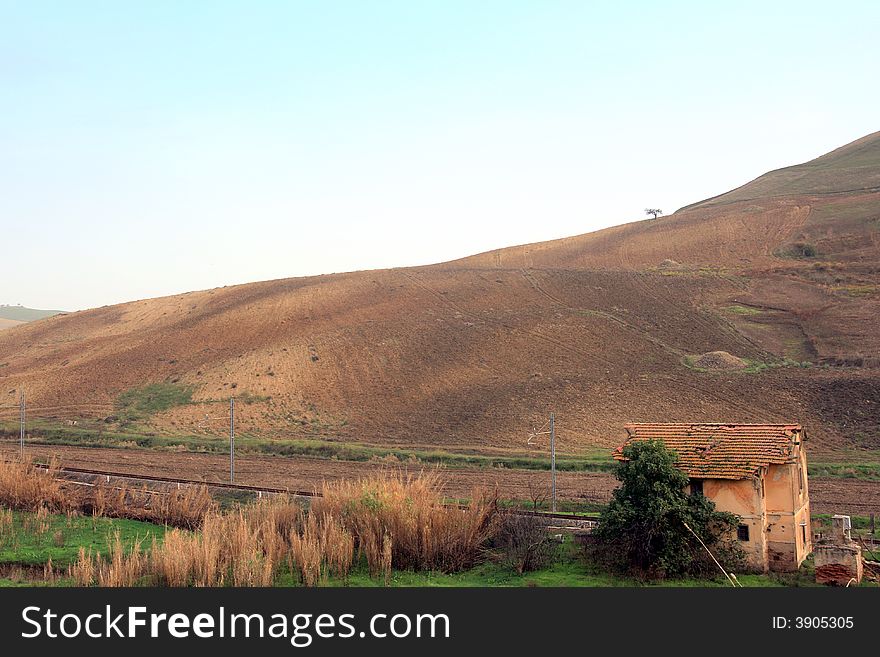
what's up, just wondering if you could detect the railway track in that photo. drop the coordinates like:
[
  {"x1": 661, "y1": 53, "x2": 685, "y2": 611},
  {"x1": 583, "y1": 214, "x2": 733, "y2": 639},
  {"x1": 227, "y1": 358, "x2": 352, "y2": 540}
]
[
  {"x1": 21, "y1": 461, "x2": 599, "y2": 528},
  {"x1": 33, "y1": 462, "x2": 316, "y2": 497},
  {"x1": 11, "y1": 461, "x2": 880, "y2": 541}
]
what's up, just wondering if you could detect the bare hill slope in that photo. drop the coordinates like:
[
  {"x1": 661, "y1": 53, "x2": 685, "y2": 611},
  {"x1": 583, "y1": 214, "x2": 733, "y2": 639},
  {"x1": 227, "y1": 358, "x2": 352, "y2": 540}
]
[{"x1": 1, "y1": 134, "x2": 878, "y2": 457}]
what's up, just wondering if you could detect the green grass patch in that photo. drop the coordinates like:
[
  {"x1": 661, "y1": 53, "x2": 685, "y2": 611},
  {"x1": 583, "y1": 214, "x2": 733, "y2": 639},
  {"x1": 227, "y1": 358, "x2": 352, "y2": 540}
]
[
  {"x1": 809, "y1": 462, "x2": 880, "y2": 482},
  {"x1": 281, "y1": 537, "x2": 822, "y2": 588},
  {"x1": 723, "y1": 304, "x2": 762, "y2": 316},
  {"x1": 812, "y1": 513, "x2": 878, "y2": 535},
  {"x1": 1, "y1": 510, "x2": 872, "y2": 587},
  {"x1": 0, "y1": 510, "x2": 166, "y2": 568},
  {"x1": 832, "y1": 284, "x2": 878, "y2": 297},
  {"x1": 682, "y1": 355, "x2": 812, "y2": 374},
  {"x1": 0, "y1": 306, "x2": 64, "y2": 322},
  {"x1": 116, "y1": 383, "x2": 195, "y2": 424},
  {"x1": 6, "y1": 420, "x2": 880, "y2": 482}
]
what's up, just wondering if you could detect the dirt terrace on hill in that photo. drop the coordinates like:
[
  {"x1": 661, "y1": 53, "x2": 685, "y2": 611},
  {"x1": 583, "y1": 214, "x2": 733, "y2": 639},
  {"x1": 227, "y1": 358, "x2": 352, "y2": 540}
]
[{"x1": 2, "y1": 442, "x2": 877, "y2": 516}]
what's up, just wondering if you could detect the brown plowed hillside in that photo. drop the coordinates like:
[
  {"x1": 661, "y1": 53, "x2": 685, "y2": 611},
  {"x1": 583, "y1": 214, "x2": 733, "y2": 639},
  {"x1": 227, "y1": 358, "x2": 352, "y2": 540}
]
[{"x1": 1, "y1": 133, "x2": 878, "y2": 457}]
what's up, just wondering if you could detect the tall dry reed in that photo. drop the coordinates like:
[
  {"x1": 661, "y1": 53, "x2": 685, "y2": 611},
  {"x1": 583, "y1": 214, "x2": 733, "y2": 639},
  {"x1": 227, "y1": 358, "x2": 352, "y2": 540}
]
[
  {"x1": 0, "y1": 458, "x2": 216, "y2": 529},
  {"x1": 69, "y1": 547, "x2": 96, "y2": 585},
  {"x1": 15, "y1": 468, "x2": 498, "y2": 587},
  {"x1": 96, "y1": 531, "x2": 147, "y2": 587},
  {"x1": 83, "y1": 481, "x2": 216, "y2": 530},
  {"x1": 287, "y1": 512, "x2": 355, "y2": 586},
  {"x1": 311, "y1": 470, "x2": 499, "y2": 574},
  {"x1": 0, "y1": 459, "x2": 66, "y2": 512}
]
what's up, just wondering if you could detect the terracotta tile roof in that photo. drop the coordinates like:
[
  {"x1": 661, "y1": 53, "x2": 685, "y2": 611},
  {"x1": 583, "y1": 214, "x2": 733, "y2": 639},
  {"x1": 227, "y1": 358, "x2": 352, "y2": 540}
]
[{"x1": 613, "y1": 423, "x2": 804, "y2": 480}]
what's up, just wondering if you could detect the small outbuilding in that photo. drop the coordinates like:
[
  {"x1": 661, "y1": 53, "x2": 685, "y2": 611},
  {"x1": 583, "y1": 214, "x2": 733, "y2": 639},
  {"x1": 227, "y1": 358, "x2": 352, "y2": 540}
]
[{"x1": 614, "y1": 423, "x2": 812, "y2": 573}]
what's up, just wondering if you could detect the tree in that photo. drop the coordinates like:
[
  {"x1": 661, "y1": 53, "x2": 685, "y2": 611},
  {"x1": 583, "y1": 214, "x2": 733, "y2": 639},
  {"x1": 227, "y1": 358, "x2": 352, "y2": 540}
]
[
  {"x1": 590, "y1": 440, "x2": 743, "y2": 579},
  {"x1": 645, "y1": 208, "x2": 663, "y2": 219}
]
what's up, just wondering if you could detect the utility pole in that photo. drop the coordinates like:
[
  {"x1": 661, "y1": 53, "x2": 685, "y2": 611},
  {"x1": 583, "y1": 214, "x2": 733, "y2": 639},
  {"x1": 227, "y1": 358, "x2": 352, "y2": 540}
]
[
  {"x1": 527, "y1": 414, "x2": 557, "y2": 512},
  {"x1": 550, "y1": 412, "x2": 556, "y2": 513},
  {"x1": 19, "y1": 390, "x2": 25, "y2": 460},
  {"x1": 229, "y1": 397, "x2": 235, "y2": 483}
]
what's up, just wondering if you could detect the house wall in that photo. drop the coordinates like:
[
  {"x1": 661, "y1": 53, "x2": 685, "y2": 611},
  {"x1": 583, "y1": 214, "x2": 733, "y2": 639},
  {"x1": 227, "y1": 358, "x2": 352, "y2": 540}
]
[
  {"x1": 764, "y1": 444, "x2": 811, "y2": 571},
  {"x1": 701, "y1": 441, "x2": 812, "y2": 573},
  {"x1": 703, "y1": 477, "x2": 767, "y2": 573}
]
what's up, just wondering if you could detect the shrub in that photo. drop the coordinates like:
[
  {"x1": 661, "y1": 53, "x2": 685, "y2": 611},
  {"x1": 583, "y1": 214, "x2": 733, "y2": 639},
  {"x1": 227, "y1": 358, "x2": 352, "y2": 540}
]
[
  {"x1": 0, "y1": 459, "x2": 66, "y2": 512},
  {"x1": 311, "y1": 470, "x2": 499, "y2": 574},
  {"x1": 776, "y1": 242, "x2": 818, "y2": 259},
  {"x1": 492, "y1": 513, "x2": 558, "y2": 574},
  {"x1": 590, "y1": 440, "x2": 744, "y2": 579},
  {"x1": 77, "y1": 504, "x2": 293, "y2": 587}
]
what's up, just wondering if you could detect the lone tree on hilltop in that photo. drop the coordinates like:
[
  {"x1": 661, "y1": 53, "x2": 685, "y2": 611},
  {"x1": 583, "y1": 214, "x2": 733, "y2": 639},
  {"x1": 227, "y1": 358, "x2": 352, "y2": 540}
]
[
  {"x1": 590, "y1": 440, "x2": 743, "y2": 579},
  {"x1": 645, "y1": 208, "x2": 663, "y2": 219}
]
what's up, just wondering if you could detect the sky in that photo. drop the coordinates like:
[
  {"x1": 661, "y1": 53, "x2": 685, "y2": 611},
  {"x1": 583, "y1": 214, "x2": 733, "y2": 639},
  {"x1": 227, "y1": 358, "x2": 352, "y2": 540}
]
[{"x1": 1, "y1": 1, "x2": 878, "y2": 311}]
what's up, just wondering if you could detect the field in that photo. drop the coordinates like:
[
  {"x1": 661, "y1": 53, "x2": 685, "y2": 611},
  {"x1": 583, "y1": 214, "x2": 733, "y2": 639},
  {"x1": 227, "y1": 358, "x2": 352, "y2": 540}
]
[
  {"x1": 0, "y1": 306, "x2": 63, "y2": 335},
  {"x1": 3, "y1": 441, "x2": 879, "y2": 516},
  {"x1": 0, "y1": 509, "x2": 811, "y2": 588},
  {"x1": 2, "y1": 469, "x2": 872, "y2": 588},
  {"x1": 0, "y1": 318, "x2": 23, "y2": 331},
  {"x1": 0, "y1": 511, "x2": 165, "y2": 574}
]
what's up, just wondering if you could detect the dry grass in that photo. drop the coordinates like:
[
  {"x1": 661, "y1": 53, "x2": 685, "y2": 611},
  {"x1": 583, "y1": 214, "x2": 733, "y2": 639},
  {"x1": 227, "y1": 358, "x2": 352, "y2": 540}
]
[
  {"x1": 150, "y1": 530, "x2": 196, "y2": 586},
  {"x1": 149, "y1": 486, "x2": 216, "y2": 529},
  {"x1": 77, "y1": 502, "x2": 299, "y2": 587},
  {"x1": 82, "y1": 481, "x2": 215, "y2": 530},
  {"x1": 312, "y1": 469, "x2": 499, "y2": 574},
  {"x1": 96, "y1": 532, "x2": 147, "y2": 587},
  {"x1": 17, "y1": 469, "x2": 499, "y2": 587},
  {"x1": 0, "y1": 459, "x2": 66, "y2": 512},
  {"x1": 43, "y1": 557, "x2": 56, "y2": 583},
  {"x1": 0, "y1": 508, "x2": 12, "y2": 546},
  {"x1": 0, "y1": 458, "x2": 216, "y2": 529},
  {"x1": 69, "y1": 547, "x2": 96, "y2": 586},
  {"x1": 287, "y1": 512, "x2": 355, "y2": 586}
]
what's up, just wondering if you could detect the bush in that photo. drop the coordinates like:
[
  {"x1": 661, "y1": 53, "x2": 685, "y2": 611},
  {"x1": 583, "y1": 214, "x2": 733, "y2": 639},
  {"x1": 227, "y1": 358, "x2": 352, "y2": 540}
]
[
  {"x1": 311, "y1": 470, "x2": 499, "y2": 574},
  {"x1": 590, "y1": 440, "x2": 744, "y2": 579},
  {"x1": 492, "y1": 513, "x2": 558, "y2": 574},
  {"x1": 0, "y1": 460, "x2": 67, "y2": 512},
  {"x1": 777, "y1": 242, "x2": 818, "y2": 259}
]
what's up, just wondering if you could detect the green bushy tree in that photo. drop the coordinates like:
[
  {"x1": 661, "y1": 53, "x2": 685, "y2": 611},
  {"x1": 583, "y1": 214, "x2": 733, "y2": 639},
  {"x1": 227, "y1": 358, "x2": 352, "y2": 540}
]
[{"x1": 591, "y1": 440, "x2": 744, "y2": 579}]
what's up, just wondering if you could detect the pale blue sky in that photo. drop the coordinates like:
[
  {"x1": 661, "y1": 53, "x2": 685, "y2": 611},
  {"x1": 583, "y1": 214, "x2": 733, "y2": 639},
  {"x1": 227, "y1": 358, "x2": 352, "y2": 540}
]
[{"x1": 2, "y1": 1, "x2": 877, "y2": 311}]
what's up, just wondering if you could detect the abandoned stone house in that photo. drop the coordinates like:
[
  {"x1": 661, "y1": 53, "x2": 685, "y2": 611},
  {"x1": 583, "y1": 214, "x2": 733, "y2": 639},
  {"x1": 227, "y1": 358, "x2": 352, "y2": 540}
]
[{"x1": 614, "y1": 423, "x2": 812, "y2": 573}]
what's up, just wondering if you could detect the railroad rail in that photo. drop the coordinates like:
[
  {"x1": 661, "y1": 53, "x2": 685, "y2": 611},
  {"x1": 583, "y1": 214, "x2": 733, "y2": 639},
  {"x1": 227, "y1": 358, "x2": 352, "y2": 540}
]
[
  {"x1": 30, "y1": 461, "x2": 315, "y2": 497},
  {"x1": 11, "y1": 460, "x2": 880, "y2": 538},
  {"x1": 17, "y1": 461, "x2": 598, "y2": 527},
  {"x1": 10, "y1": 460, "x2": 880, "y2": 541}
]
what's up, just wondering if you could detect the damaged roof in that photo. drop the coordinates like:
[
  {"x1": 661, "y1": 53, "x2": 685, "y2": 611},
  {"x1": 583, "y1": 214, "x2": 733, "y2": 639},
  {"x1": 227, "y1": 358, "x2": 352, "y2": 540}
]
[{"x1": 613, "y1": 423, "x2": 804, "y2": 480}]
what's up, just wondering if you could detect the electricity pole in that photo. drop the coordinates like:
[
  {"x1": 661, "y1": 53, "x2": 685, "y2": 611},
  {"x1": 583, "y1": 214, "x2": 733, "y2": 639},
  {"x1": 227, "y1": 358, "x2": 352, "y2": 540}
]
[
  {"x1": 550, "y1": 412, "x2": 556, "y2": 512},
  {"x1": 229, "y1": 397, "x2": 235, "y2": 483},
  {"x1": 19, "y1": 390, "x2": 25, "y2": 460}
]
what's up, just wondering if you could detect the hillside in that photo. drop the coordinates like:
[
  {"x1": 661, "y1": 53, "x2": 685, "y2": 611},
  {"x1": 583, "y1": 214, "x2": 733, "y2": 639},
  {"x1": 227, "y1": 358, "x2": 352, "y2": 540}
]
[
  {"x1": 0, "y1": 306, "x2": 64, "y2": 327},
  {"x1": 454, "y1": 130, "x2": 880, "y2": 271},
  {"x1": 0, "y1": 133, "x2": 878, "y2": 459}
]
